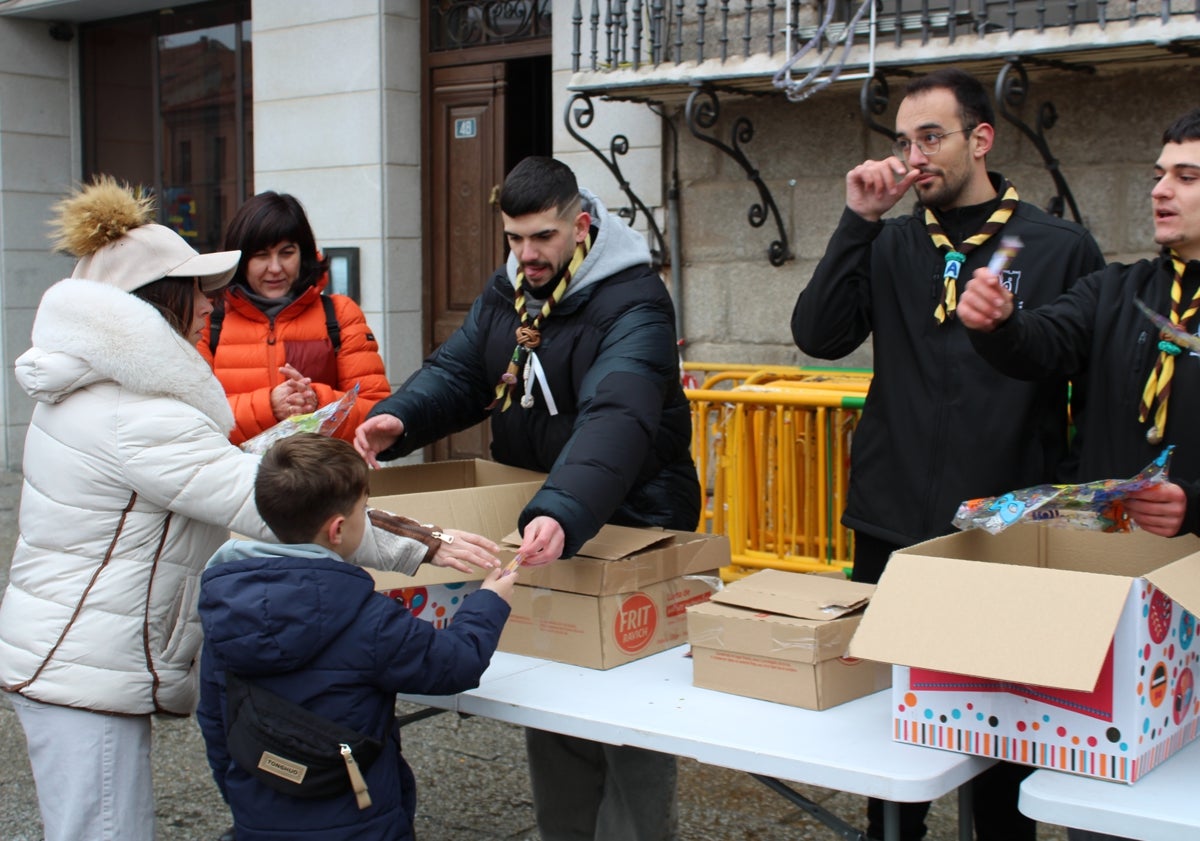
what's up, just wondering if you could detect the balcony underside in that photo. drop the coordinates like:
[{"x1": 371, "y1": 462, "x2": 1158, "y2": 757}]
[{"x1": 569, "y1": 20, "x2": 1200, "y2": 103}]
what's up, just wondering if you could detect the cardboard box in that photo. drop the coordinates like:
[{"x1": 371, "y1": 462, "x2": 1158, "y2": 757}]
[
  {"x1": 363, "y1": 459, "x2": 546, "y2": 625},
  {"x1": 499, "y1": 528, "x2": 729, "y2": 669},
  {"x1": 849, "y1": 525, "x2": 1200, "y2": 783},
  {"x1": 369, "y1": 565, "x2": 483, "y2": 629},
  {"x1": 687, "y1": 569, "x2": 891, "y2": 710},
  {"x1": 369, "y1": 459, "x2": 545, "y2": 542}
]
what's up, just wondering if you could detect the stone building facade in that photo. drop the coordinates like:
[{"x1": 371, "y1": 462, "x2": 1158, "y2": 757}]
[{"x1": 0, "y1": 0, "x2": 1196, "y2": 467}]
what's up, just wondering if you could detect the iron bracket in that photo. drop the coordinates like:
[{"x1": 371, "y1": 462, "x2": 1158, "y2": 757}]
[
  {"x1": 684, "y1": 85, "x2": 791, "y2": 266},
  {"x1": 995, "y1": 58, "x2": 1084, "y2": 223},
  {"x1": 564, "y1": 90, "x2": 668, "y2": 269},
  {"x1": 860, "y1": 70, "x2": 898, "y2": 142}
]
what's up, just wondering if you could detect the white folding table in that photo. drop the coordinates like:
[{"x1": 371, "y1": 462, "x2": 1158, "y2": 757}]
[
  {"x1": 1019, "y1": 738, "x2": 1200, "y2": 841},
  {"x1": 400, "y1": 645, "x2": 993, "y2": 840}
]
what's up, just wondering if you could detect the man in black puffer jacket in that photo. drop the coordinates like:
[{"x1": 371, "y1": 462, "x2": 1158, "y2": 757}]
[{"x1": 356, "y1": 156, "x2": 699, "y2": 841}]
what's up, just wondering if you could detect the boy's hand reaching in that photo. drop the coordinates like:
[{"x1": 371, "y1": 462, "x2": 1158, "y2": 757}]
[{"x1": 480, "y1": 566, "x2": 517, "y2": 604}]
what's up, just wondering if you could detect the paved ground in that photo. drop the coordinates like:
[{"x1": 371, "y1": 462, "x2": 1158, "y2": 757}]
[{"x1": 0, "y1": 468, "x2": 1070, "y2": 840}]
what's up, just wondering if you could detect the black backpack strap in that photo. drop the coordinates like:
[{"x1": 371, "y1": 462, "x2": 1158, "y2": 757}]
[
  {"x1": 210, "y1": 294, "x2": 339, "y2": 354},
  {"x1": 208, "y1": 297, "x2": 226, "y2": 354},
  {"x1": 321, "y1": 294, "x2": 341, "y2": 353}
]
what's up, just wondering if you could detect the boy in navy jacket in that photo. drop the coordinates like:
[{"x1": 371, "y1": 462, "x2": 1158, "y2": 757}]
[{"x1": 196, "y1": 433, "x2": 514, "y2": 841}]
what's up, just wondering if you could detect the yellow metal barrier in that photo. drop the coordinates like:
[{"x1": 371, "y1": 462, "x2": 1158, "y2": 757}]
[{"x1": 685, "y1": 370, "x2": 868, "y2": 582}]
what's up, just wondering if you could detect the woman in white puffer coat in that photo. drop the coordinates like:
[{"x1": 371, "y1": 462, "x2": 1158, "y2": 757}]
[{"x1": 0, "y1": 178, "x2": 504, "y2": 841}]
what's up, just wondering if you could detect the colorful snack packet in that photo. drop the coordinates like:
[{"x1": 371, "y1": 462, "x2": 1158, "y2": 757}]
[
  {"x1": 240, "y1": 383, "x2": 360, "y2": 455},
  {"x1": 952, "y1": 446, "x2": 1174, "y2": 534}
]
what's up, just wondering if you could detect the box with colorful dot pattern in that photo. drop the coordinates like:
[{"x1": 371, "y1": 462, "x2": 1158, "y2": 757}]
[{"x1": 850, "y1": 524, "x2": 1200, "y2": 783}]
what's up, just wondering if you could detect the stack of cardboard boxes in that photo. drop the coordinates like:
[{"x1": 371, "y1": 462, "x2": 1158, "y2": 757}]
[{"x1": 365, "y1": 459, "x2": 728, "y2": 668}]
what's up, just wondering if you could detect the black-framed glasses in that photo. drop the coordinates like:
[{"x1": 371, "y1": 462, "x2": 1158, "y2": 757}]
[{"x1": 892, "y1": 126, "x2": 976, "y2": 161}]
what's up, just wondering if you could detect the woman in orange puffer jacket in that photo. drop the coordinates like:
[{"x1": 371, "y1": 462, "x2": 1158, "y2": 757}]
[{"x1": 199, "y1": 192, "x2": 391, "y2": 445}]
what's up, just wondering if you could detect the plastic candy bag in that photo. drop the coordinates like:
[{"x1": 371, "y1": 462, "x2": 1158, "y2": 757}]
[
  {"x1": 240, "y1": 384, "x2": 360, "y2": 455},
  {"x1": 952, "y1": 446, "x2": 1174, "y2": 534}
]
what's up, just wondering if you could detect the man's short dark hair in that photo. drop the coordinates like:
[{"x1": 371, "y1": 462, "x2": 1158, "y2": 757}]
[
  {"x1": 255, "y1": 434, "x2": 369, "y2": 544},
  {"x1": 499, "y1": 156, "x2": 580, "y2": 218},
  {"x1": 906, "y1": 67, "x2": 995, "y2": 131},
  {"x1": 1163, "y1": 108, "x2": 1200, "y2": 144}
]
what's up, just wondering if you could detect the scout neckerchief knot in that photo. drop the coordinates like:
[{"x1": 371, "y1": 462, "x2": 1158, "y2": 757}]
[
  {"x1": 926, "y1": 182, "x2": 1019, "y2": 324},
  {"x1": 1139, "y1": 252, "x2": 1195, "y2": 445},
  {"x1": 488, "y1": 233, "x2": 592, "y2": 413}
]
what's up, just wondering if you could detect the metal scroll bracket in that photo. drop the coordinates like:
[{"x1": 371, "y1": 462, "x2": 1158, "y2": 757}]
[
  {"x1": 860, "y1": 70, "x2": 898, "y2": 143},
  {"x1": 564, "y1": 91, "x2": 667, "y2": 269},
  {"x1": 684, "y1": 86, "x2": 792, "y2": 267},
  {"x1": 995, "y1": 58, "x2": 1086, "y2": 223}
]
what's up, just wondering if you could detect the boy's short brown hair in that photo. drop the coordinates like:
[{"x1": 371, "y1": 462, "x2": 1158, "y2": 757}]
[{"x1": 255, "y1": 433, "x2": 369, "y2": 544}]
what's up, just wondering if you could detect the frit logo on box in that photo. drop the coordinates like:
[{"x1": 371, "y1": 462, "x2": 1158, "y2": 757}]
[{"x1": 615, "y1": 593, "x2": 657, "y2": 653}]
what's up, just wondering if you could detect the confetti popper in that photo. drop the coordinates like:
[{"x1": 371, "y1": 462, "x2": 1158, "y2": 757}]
[
  {"x1": 1133, "y1": 297, "x2": 1200, "y2": 354},
  {"x1": 501, "y1": 553, "x2": 524, "y2": 575},
  {"x1": 986, "y1": 235, "x2": 1023, "y2": 274}
]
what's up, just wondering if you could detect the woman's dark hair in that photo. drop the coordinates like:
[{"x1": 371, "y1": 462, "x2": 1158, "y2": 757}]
[
  {"x1": 132, "y1": 277, "x2": 197, "y2": 338},
  {"x1": 223, "y1": 191, "x2": 329, "y2": 295}
]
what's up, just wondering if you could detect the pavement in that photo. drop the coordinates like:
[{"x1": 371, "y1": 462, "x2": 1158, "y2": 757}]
[{"x1": 0, "y1": 468, "x2": 1070, "y2": 841}]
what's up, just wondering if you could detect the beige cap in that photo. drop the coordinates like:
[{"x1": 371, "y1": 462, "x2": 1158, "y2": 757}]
[{"x1": 70, "y1": 223, "x2": 240, "y2": 293}]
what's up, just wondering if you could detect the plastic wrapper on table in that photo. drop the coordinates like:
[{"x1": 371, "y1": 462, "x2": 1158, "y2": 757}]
[
  {"x1": 952, "y1": 446, "x2": 1174, "y2": 534},
  {"x1": 239, "y1": 384, "x2": 360, "y2": 455}
]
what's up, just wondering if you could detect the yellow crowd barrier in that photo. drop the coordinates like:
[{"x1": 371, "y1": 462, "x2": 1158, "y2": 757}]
[{"x1": 683, "y1": 364, "x2": 869, "y2": 582}]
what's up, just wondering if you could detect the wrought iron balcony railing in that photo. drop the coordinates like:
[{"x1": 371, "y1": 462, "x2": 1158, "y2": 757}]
[{"x1": 570, "y1": 0, "x2": 1200, "y2": 94}]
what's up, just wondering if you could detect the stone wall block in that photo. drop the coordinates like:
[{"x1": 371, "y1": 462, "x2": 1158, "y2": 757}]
[
  {"x1": 677, "y1": 262, "x2": 732, "y2": 346},
  {"x1": 253, "y1": 17, "x2": 380, "y2": 100},
  {"x1": 253, "y1": 0, "x2": 377, "y2": 32}
]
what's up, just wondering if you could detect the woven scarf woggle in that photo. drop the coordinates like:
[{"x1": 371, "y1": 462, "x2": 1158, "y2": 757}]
[
  {"x1": 926, "y1": 182, "x2": 1019, "y2": 324},
  {"x1": 488, "y1": 234, "x2": 591, "y2": 413}
]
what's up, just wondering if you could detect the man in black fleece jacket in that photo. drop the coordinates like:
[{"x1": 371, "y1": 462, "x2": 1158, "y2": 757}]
[
  {"x1": 792, "y1": 67, "x2": 1104, "y2": 841},
  {"x1": 961, "y1": 109, "x2": 1200, "y2": 542},
  {"x1": 958, "y1": 105, "x2": 1200, "y2": 841}
]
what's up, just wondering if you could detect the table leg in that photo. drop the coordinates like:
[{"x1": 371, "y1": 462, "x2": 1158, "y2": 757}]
[
  {"x1": 882, "y1": 800, "x2": 900, "y2": 841},
  {"x1": 957, "y1": 782, "x2": 974, "y2": 841}
]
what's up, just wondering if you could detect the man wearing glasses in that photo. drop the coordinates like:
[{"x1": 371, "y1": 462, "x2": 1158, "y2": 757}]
[{"x1": 792, "y1": 67, "x2": 1104, "y2": 841}]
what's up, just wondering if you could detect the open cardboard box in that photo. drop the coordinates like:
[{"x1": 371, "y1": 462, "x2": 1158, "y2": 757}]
[
  {"x1": 499, "y1": 526, "x2": 729, "y2": 669},
  {"x1": 687, "y1": 569, "x2": 891, "y2": 710},
  {"x1": 369, "y1": 459, "x2": 545, "y2": 540},
  {"x1": 849, "y1": 524, "x2": 1200, "y2": 783},
  {"x1": 366, "y1": 459, "x2": 545, "y2": 625}
]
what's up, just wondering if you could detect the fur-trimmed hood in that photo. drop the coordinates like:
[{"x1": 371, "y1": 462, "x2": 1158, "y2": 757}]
[{"x1": 16, "y1": 278, "x2": 234, "y2": 432}]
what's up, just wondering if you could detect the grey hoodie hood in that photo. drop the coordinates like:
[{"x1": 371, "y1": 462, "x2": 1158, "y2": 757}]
[
  {"x1": 205, "y1": 538, "x2": 337, "y2": 569},
  {"x1": 504, "y1": 188, "x2": 652, "y2": 303}
]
